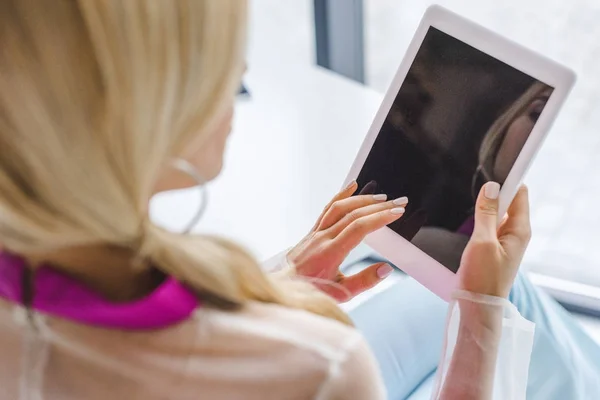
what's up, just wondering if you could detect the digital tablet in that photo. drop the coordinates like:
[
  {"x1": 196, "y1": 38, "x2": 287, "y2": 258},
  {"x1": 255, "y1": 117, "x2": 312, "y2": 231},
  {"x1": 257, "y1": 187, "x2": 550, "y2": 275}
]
[{"x1": 344, "y1": 5, "x2": 575, "y2": 301}]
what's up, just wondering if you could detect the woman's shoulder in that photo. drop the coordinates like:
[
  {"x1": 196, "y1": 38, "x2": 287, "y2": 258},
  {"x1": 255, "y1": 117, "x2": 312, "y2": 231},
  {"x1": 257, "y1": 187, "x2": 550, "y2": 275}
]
[
  {"x1": 0, "y1": 300, "x2": 383, "y2": 399},
  {"x1": 195, "y1": 300, "x2": 363, "y2": 361},
  {"x1": 180, "y1": 302, "x2": 383, "y2": 399}
]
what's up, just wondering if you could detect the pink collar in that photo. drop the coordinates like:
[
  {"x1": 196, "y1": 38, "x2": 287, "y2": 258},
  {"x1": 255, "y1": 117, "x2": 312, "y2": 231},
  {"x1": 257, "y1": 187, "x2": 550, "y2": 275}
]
[{"x1": 0, "y1": 252, "x2": 199, "y2": 330}]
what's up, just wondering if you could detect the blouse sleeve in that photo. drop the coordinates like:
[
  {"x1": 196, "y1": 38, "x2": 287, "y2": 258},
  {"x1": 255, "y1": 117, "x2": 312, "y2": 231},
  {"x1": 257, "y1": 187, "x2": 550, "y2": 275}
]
[
  {"x1": 431, "y1": 290, "x2": 535, "y2": 400},
  {"x1": 261, "y1": 249, "x2": 292, "y2": 273}
]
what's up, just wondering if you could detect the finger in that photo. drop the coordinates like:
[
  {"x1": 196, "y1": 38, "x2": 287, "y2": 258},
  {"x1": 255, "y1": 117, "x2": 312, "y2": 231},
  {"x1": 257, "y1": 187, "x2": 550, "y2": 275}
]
[
  {"x1": 472, "y1": 181, "x2": 500, "y2": 240},
  {"x1": 312, "y1": 180, "x2": 358, "y2": 231},
  {"x1": 327, "y1": 196, "x2": 409, "y2": 236},
  {"x1": 337, "y1": 263, "x2": 394, "y2": 301},
  {"x1": 358, "y1": 180, "x2": 378, "y2": 195},
  {"x1": 499, "y1": 185, "x2": 531, "y2": 245},
  {"x1": 318, "y1": 193, "x2": 404, "y2": 231},
  {"x1": 334, "y1": 206, "x2": 406, "y2": 251}
]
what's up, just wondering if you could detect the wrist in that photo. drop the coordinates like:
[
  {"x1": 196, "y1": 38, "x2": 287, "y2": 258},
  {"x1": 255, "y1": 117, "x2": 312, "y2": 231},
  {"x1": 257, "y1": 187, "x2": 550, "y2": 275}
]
[
  {"x1": 453, "y1": 290, "x2": 505, "y2": 334},
  {"x1": 458, "y1": 282, "x2": 510, "y2": 299}
]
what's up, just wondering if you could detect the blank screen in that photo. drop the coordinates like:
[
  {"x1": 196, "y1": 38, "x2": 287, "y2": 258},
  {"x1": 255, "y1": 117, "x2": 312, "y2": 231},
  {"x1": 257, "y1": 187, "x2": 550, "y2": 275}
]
[{"x1": 356, "y1": 27, "x2": 553, "y2": 273}]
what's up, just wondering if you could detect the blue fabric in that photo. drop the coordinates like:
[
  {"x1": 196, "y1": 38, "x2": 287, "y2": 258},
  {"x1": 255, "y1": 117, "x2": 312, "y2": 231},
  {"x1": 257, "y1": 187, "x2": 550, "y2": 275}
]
[{"x1": 349, "y1": 272, "x2": 600, "y2": 400}]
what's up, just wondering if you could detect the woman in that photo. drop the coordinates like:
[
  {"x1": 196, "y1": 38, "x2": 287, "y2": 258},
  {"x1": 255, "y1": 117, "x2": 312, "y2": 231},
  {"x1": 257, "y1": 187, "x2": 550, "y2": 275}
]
[
  {"x1": 0, "y1": 1, "x2": 549, "y2": 399},
  {"x1": 475, "y1": 81, "x2": 553, "y2": 193}
]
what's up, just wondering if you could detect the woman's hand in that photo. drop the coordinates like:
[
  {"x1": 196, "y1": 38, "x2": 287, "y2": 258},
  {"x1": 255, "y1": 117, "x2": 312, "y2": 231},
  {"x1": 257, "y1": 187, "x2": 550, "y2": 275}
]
[
  {"x1": 459, "y1": 182, "x2": 531, "y2": 298},
  {"x1": 288, "y1": 180, "x2": 408, "y2": 302}
]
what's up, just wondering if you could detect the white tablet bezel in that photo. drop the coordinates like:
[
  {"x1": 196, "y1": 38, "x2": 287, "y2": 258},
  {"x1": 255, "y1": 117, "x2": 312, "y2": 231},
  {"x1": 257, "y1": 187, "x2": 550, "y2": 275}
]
[{"x1": 344, "y1": 5, "x2": 576, "y2": 301}]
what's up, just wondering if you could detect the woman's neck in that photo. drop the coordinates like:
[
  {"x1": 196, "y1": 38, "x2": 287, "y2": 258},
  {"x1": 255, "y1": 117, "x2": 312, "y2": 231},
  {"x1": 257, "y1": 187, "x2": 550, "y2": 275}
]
[{"x1": 23, "y1": 245, "x2": 164, "y2": 302}]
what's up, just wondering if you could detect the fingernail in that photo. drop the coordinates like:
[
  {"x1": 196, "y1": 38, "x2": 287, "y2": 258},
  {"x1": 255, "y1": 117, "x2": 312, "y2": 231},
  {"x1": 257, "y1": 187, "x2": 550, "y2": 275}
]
[
  {"x1": 377, "y1": 264, "x2": 394, "y2": 279},
  {"x1": 373, "y1": 194, "x2": 387, "y2": 201},
  {"x1": 390, "y1": 207, "x2": 405, "y2": 215},
  {"x1": 345, "y1": 180, "x2": 357, "y2": 190},
  {"x1": 484, "y1": 182, "x2": 500, "y2": 200},
  {"x1": 393, "y1": 196, "x2": 408, "y2": 206}
]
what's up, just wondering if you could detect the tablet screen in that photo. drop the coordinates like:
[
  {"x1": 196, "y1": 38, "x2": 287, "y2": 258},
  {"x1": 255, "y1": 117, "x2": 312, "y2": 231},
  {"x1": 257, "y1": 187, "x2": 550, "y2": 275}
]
[{"x1": 356, "y1": 27, "x2": 553, "y2": 273}]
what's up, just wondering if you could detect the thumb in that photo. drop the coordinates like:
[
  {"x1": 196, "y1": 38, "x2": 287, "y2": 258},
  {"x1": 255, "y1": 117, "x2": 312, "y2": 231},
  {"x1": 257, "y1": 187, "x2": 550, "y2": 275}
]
[
  {"x1": 338, "y1": 262, "x2": 393, "y2": 301},
  {"x1": 473, "y1": 181, "x2": 501, "y2": 240}
]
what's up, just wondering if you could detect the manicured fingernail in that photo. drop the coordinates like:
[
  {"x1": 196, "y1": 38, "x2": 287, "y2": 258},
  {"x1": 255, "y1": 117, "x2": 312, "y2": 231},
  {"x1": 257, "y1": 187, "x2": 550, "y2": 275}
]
[
  {"x1": 373, "y1": 194, "x2": 387, "y2": 201},
  {"x1": 345, "y1": 180, "x2": 357, "y2": 189},
  {"x1": 377, "y1": 264, "x2": 394, "y2": 279},
  {"x1": 484, "y1": 182, "x2": 500, "y2": 200},
  {"x1": 390, "y1": 207, "x2": 405, "y2": 215},
  {"x1": 393, "y1": 196, "x2": 408, "y2": 206}
]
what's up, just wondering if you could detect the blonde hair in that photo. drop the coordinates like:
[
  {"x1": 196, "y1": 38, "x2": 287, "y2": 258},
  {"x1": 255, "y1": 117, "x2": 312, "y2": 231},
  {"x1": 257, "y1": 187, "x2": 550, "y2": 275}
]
[
  {"x1": 0, "y1": 1, "x2": 350, "y2": 324},
  {"x1": 478, "y1": 81, "x2": 551, "y2": 181}
]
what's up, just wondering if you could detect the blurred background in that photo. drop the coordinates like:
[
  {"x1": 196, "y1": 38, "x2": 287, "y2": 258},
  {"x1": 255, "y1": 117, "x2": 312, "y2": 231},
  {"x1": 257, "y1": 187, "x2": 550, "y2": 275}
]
[{"x1": 247, "y1": 0, "x2": 600, "y2": 306}]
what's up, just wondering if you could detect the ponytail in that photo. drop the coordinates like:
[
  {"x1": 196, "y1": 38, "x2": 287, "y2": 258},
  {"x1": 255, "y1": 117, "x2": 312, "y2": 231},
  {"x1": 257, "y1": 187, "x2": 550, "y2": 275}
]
[{"x1": 140, "y1": 223, "x2": 352, "y2": 324}]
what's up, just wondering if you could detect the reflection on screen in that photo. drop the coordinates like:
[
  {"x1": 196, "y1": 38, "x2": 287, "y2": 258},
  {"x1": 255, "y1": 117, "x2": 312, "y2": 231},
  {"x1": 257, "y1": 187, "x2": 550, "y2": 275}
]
[{"x1": 356, "y1": 27, "x2": 553, "y2": 273}]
